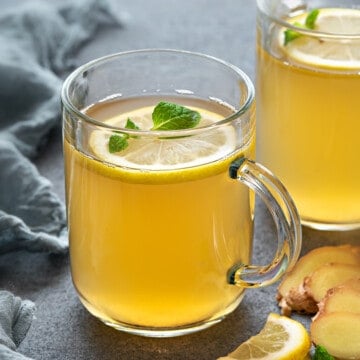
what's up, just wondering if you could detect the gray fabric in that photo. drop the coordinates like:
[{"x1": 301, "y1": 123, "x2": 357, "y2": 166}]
[
  {"x1": 0, "y1": 0, "x2": 121, "y2": 358},
  {"x1": 0, "y1": 0, "x2": 121, "y2": 254},
  {"x1": 0, "y1": 291, "x2": 35, "y2": 360}
]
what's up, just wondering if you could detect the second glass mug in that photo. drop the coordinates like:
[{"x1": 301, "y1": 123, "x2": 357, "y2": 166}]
[
  {"x1": 256, "y1": 0, "x2": 360, "y2": 230},
  {"x1": 61, "y1": 49, "x2": 301, "y2": 337}
]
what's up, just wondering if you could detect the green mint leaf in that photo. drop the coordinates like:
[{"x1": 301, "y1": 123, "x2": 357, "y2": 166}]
[
  {"x1": 151, "y1": 101, "x2": 201, "y2": 130},
  {"x1": 284, "y1": 21, "x2": 305, "y2": 45},
  {"x1": 312, "y1": 345, "x2": 335, "y2": 360},
  {"x1": 107, "y1": 102, "x2": 201, "y2": 153},
  {"x1": 284, "y1": 28, "x2": 302, "y2": 45},
  {"x1": 125, "y1": 118, "x2": 140, "y2": 130},
  {"x1": 108, "y1": 134, "x2": 129, "y2": 153},
  {"x1": 284, "y1": 9, "x2": 320, "y2": 45},
  {"x1": 305, "y1": 9, "x2": 320, "y2": 29},
  {"x1": 108, "y1": 118, "x2": 140, "y2": 153}
]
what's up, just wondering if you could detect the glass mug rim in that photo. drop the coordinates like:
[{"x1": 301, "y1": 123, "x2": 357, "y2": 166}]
[
  {"x1": 256, "y1": 0, "x2": 360, "y2": 40},
  {"x1": 61, "y1": 48, "x2": 255, "y2": 138}
]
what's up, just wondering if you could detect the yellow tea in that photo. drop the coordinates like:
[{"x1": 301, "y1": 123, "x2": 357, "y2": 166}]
[
  {"x1": 64, "y1": 97, "x2": 255, "y2": 330},
  {"x1": 256, "y1": 8, "x2": 360, "y2": 228}
]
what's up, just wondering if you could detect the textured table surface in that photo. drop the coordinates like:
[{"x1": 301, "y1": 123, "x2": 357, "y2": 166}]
[{"x1": 1, "y1": 1, "x2": 359, "y2": 359}]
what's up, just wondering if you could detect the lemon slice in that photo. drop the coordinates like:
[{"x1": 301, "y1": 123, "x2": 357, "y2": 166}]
[
  {"x1": 218, "y1": 313, "x2": 311, "y2": 360},
  {"x1": 89, "y1": 105, "x2": 237, "y2": 171},
  {"x1": 281, "y1": 8, "x2": 360, "y2": 69}
]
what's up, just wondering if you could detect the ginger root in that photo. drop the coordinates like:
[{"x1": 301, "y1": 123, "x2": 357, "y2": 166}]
[
  {"x1": 304, "y1": 263, "x2": 360, "y2": 303},
  {"x1": 277, "y1": 245, "x2": 360, "y2": 315},
  {"x1": 310, "y1": 279, "x2": 360, "y2": 359},
  {"x1": 277, "y1": 245, "x2": 360, "y2": 359},
  {"x1": 316, "y1": 278, "x2": 360, "y2": 317},
  {"x1": 311, "y1": 312, "x2": 360, "y2": 360}
]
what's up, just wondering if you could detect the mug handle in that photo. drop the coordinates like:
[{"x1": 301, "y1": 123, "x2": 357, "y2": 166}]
[{"x1": 227, "y1": 157, "x2": 302, "y2": 288}]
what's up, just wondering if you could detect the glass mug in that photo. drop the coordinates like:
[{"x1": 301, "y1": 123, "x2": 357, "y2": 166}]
[
  {"x1": 256, "y1": 0, "x2": 360, "y2": 230},
  {"x1": 61, "y1": 49, "x2": 301, "y2": 337}
]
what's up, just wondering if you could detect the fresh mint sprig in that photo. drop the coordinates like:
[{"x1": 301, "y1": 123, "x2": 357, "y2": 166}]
[
  {"x1": 108, "y1": 118, "x2": 140, "y2": 153},
  {"x1": 151, "y1": 101, "x2": 201, "y2": 130},
  {"x1": 312, "y1": 345, "x2": 335, "y2": 360},
  {"x1": 284, "y1": 9, "x2": 319, "y2": 45},
  {"x1": 305, "y1": 9, "x2": 320, "y2": 29},
  {"x1": 124, "y1": 118, "x2": 140, "y2": 130},
  {"x1": 108, "y1": 102, "x2": 201, "y2": 153}
]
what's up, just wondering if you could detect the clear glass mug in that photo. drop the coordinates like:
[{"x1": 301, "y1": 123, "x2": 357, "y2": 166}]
[
  {"x1": 61, "y1": 49, "x2": 301, "y2": 337},
  {"x1": 256, "y1": 0, "x2": 360, "y2": 230}
]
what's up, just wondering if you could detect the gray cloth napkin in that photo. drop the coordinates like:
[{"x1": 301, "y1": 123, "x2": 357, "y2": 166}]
[
  {"x1": 0, "y1": 0, "x2": 122, "y2": 358},
  {"x1": 0, "y1": 292, "x2": 35, "y2": 360},
  {"x1": 0, "y1": 0, "x2": 121, "y2": 253}
]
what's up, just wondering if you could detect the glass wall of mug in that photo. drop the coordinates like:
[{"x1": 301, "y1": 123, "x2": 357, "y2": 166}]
[
  {"x1": 256, "y1": 0, "x2": 360, "y2": 230},
  {"x1": 62, "y1": 49, "x2": 301, "y2": 337}
]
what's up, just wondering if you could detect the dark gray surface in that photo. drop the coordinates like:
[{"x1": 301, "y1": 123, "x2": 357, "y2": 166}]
[{"x1": 1, "y1": 1, "x2": 359, "y2": 359}]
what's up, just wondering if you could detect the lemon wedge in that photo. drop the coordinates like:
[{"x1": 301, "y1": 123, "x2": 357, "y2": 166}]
[
  {"x1": 89, "y1": 105, "x2": 237, "y2": 171},
  {"x1": 218, "y1": 313, "x2": 311, "y2": 360},
  {"x1": 281, "y1": 8, "x2": 360, "y2": 69}
]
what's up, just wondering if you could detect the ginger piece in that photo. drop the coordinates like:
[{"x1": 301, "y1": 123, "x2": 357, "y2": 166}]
[
  {"x1": 316, "y1": 278, "x2": 360, "y2": 317},
  {"x1": 345, "y1": 277, "x2": 360, "y2": 291},
  {"x1": 311, "y1": 312, "x2": 360, "y2": 359},
  {"x1": 304, "y1": 263, "x2": 360, "y2": 304},
  {"x1": 277, "y1": 245, "x2": 360, "y2": 315},
  {"x1": 279, "y1": 286, "x2": 318, "y2": 315}
]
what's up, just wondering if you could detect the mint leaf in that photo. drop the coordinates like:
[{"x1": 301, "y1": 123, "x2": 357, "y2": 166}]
[
  {"x1": 125, "y1": 118, "x2": 140, "y2": 130},
  {"x1": 305, "y1": 9, "x2": 320, "y2": 29},
  {"x1": 284, "y1": 9, "x2": 320, "y2": 45},
  {"x1": 109, "y1": 134, "x2": 129, "y2": 153},
  {"x1": 312, "y1": 345, "x2": 335, "y2": 360},
  {"x1": 284, "y1": 22, "x2": 303, "y2": 45},
  {"x1": 108, "y1": 118, "x2": 140, "y2": 153},
  {"x1": 151, "y1": 101, "x2": 201, "y2": 130},
  {"x1": 107, "y1": 102, "x2": 201, "y2": 153}
]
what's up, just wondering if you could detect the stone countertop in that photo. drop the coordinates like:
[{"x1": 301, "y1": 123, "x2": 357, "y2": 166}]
[{"x1": 0, "y1": 0, "x2": 359, "y2": 359}]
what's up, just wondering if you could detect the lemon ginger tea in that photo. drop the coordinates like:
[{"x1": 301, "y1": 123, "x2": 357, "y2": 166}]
[
  {"x1": 62, "y1": 50, "x2": 302, "y2": 337},
  {"x1": 64, "y1": 96, "x2": 253, "y2": 332},
  {"x1": 256, "y1": 1, "x2": 360, "y2": 230}
]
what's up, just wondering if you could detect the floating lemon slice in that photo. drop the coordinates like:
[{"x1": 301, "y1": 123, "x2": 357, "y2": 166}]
[
  {"x1": 218, "y1": 313, "x2": 311, "y2": 360},
  {"x1": 281, "y1": 8, "x2": 360, "y2": 69},
  {"x1": 89, "y1": 105, "x2": 237, "y2": 171}
]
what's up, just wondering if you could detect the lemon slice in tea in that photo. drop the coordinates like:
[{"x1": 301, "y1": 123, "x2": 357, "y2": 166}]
[
  {"x1": 281, "y1": 8, "x2": 360, "y2": 69},
  {"x1": 218, "y1": 313, "x2": 311, "y2": 360},
  {"x1": 89, "y1": 105, "x2": 237, "y2": 171}
]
